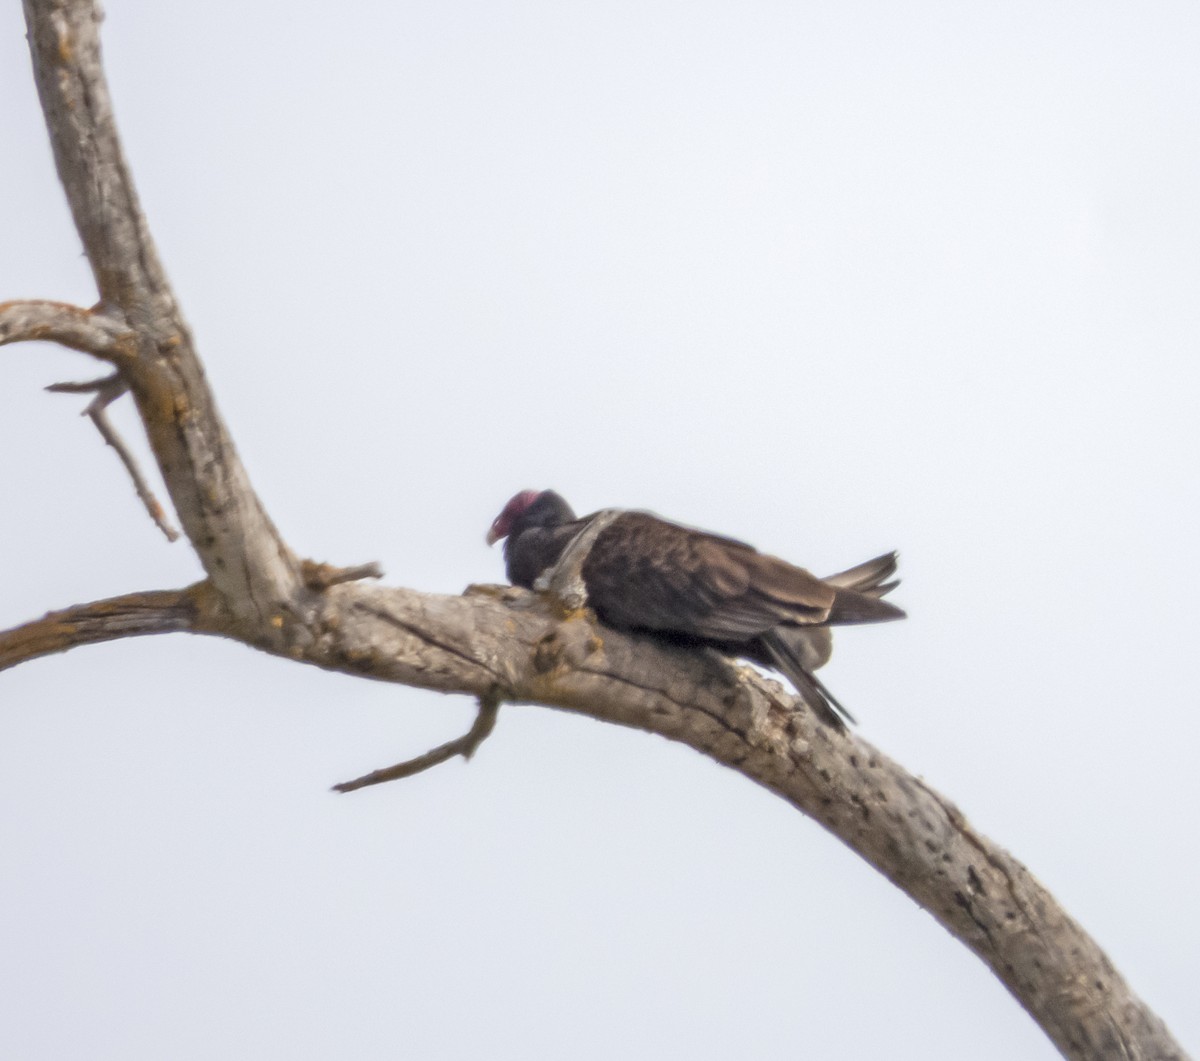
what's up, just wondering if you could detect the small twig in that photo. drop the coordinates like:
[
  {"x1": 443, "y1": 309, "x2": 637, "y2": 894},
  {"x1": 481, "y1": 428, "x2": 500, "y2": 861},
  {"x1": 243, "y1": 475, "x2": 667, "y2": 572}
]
[
  {"x1": 301, "y1": 559, "x2": 384, "y2": 592},
  {"x1": 44, "y1": 372, "x2": 120, "y2": 394},
  {"x1": 332, "y1": 692, "x2": 501, "y2": 793},
  {"x1": 47, "y1": 373, "x2": 181, "y2": 542}
]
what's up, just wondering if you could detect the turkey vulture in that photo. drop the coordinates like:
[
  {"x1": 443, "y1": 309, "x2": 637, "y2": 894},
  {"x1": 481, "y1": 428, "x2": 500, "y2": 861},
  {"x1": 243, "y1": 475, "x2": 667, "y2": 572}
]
[{"x1": 487, "y1": 490, "x2": 904, "y2": 729}]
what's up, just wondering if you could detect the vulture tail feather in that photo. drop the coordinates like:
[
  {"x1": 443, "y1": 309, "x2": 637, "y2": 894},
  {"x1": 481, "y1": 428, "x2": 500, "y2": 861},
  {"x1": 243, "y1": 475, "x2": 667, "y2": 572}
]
[
  {"x1": 822, "y1": 551, "x2": 900, "y2": 598},
  {"x1": 827, "y1": 587, "x2": 907, "y2": 625}
]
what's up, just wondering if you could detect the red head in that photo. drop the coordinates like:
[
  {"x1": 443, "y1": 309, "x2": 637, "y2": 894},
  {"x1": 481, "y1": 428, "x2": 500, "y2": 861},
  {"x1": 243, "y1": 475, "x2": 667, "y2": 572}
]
[{"x1": 486, "y1": 490, "x2": 542, "y2": 546}]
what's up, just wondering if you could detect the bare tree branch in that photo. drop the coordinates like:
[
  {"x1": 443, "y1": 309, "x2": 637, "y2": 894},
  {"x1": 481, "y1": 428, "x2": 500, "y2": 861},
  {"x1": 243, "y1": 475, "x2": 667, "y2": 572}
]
[
  {"x1": 0, "y1": 567, "x2": 1191, "y2": 1061},
  {"x1": 6, "y1": 2, "x2": 1188, "y2": 1060},
  {"x1": 301, "y1": 559, "x2": 385, "y2": 591},
  {"x1": 47, "y1": 373, "x2": 181, "y2": 541},
  {"x1": 0, "y1": 585, "x2": 202, "y2": 672},
  {"x1": 44, "y1": 372, "x2": 120, "y2": 394},
  {"x1": 332, "y1": 692, "x2": 501, "y2": 793},
  {"x1": 0, "y1": 299, "x2": 129, "y2": 359},
  {"x1": 22, "y1": 2, "x2": 170, "y2": 310}
]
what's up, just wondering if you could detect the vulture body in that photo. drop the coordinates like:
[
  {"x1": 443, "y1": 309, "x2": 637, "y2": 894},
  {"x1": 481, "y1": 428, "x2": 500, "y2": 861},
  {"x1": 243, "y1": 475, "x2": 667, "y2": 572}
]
[{"x1": 487, "y1": 490, "x2": 904, "y2": 729}]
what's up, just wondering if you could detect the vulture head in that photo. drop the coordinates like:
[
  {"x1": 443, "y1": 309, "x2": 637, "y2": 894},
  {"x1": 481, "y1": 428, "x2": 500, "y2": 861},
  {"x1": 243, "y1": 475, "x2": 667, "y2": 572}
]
[{"x1": 486, "y1": 489, "x2": 575, "y2": 546}]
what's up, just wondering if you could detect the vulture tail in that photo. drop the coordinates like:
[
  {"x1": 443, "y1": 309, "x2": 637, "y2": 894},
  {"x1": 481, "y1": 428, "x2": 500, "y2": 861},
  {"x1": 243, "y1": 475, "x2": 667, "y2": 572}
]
[
  {"x1": 827, "y1": 586, "x2": 907, "y2": 625},
  {"x1": 822, "y1": 551, "x2": 901, "y2": 598},
  {"x1": 761, "y1": 552, "x2": 903, "y2": 729},
  {"x1": 760, "y1": 629, "x2": 857, "y2": 731}
]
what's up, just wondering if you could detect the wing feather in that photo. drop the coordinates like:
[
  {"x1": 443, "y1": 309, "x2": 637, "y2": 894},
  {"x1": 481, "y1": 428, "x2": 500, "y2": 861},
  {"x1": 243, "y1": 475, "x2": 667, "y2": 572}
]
[
  {"x1": 822, "y1": 551, "x2": 899, "y2": 596},
  {"x1": 581, "y1": 512, "x2": 835, "y2": 640}
]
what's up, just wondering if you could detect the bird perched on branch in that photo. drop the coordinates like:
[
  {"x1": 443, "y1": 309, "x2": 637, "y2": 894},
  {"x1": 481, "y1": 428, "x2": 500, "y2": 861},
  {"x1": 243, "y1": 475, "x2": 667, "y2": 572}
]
[{"x1": 487, "y1": 490, "x2": 904, "y2": 730}]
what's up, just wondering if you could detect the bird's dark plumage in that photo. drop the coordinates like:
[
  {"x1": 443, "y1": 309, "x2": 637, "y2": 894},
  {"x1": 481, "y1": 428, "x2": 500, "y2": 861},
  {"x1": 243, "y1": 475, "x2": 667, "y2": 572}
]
[{"x1": 487, "y1": 490, "x2": 904, "y2": 729}]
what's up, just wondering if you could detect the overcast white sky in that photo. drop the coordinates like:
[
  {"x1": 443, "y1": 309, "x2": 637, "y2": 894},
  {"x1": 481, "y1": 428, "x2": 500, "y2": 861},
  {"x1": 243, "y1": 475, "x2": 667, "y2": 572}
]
[{"x1": 2, "y1": 2, "x2": 1198, "y2": 1058}]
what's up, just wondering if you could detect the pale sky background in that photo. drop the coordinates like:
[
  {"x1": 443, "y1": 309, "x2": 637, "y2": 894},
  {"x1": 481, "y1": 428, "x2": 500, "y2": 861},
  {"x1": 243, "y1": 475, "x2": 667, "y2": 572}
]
[{"x1": 2, "y1": 2, "x2": 1198, "y2": 1058}]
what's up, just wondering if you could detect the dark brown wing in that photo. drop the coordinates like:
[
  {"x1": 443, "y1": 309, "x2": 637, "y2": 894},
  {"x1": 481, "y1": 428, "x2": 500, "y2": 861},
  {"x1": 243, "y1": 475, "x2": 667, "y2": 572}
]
[{"x1": 579, "y1": 511, "x2": 837, "y2": 641}]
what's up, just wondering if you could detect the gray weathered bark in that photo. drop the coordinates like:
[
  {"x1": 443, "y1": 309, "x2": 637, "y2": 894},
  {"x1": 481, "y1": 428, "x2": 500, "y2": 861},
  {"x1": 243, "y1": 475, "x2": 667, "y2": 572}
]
[{"x1": 2, "y1": 3, "x2": 1187, "y2": 1058}]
